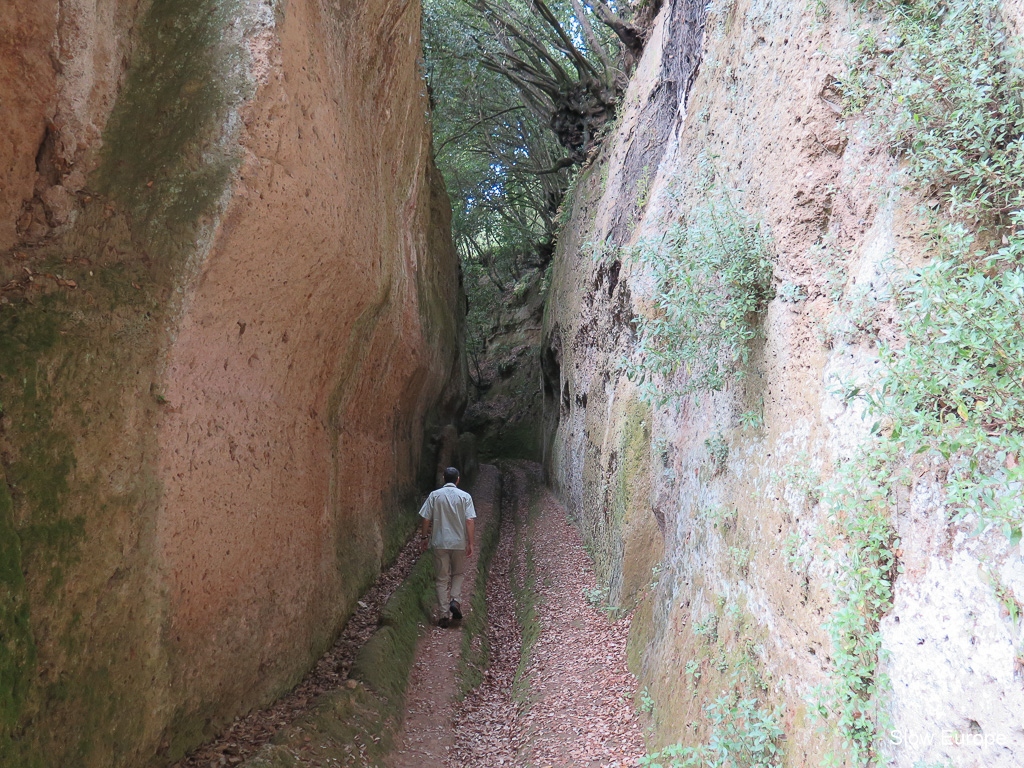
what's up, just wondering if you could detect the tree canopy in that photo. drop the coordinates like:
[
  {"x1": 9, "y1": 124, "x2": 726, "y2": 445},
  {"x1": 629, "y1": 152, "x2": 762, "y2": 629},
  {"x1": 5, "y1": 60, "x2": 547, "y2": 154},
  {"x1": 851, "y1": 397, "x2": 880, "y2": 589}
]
[{"x1": 423, "y1": 0, "x2": 651, "y2": 371}]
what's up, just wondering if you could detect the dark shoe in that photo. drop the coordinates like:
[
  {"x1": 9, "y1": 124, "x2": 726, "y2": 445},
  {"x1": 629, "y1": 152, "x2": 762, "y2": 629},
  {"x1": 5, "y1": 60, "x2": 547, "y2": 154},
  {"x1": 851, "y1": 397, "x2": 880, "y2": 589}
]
[
  {"x1": 438, "y1": 612, "x2": 451, "y2": 628},
  {"x1": 449, "y1": 599, "x2": 463, "y2": 621}
]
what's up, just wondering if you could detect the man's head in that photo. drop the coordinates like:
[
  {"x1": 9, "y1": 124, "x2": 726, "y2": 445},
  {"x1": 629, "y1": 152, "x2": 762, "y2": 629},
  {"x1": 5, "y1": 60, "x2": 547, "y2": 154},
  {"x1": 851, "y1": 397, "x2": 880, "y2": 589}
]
[{"x1": 443, "y1": 466, "x2": 460, "y2": 485}]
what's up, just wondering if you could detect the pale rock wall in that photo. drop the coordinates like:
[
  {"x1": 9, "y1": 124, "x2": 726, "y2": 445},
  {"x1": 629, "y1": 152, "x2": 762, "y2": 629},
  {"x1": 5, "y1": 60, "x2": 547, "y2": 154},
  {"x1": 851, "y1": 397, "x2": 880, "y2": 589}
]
[
  {"x1": 0, "y1": 0, "x2": 464, "y2": 766},
  {"x1": 543, "y1": 0, "x2": 1024, "y2": 766}
]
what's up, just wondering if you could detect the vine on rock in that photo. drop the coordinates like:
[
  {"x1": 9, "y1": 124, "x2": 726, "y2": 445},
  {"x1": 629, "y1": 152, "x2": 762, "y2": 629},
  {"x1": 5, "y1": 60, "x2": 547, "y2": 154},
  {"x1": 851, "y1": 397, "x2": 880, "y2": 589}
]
[
  {"x1": 624, "y1": 184, "x2": 774, "y2": 406},
  {"x1": 812, "y1": 0, "x2": 1024, "y2": 763}
]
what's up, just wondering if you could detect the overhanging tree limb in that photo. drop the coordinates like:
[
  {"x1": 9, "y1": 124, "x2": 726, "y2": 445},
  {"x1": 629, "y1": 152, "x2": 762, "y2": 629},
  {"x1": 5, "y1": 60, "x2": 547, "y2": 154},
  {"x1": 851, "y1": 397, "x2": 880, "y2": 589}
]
[
  {"x1": 583, "y1": 0, "x2": 645, "y2": 58},
  {"x1": 435, "y1": 105, "x2": 529, "y2": 155}
]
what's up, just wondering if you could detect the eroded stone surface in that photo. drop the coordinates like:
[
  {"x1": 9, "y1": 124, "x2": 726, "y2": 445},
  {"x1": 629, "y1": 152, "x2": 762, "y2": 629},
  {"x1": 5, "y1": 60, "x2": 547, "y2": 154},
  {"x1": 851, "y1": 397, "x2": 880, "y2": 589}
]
[
  {"x1": 542, "y1": 1, "x2": 1024, "y2": 765},
  {"x1": 0, "y1": 1, "x2": 464, "y2": 765}
]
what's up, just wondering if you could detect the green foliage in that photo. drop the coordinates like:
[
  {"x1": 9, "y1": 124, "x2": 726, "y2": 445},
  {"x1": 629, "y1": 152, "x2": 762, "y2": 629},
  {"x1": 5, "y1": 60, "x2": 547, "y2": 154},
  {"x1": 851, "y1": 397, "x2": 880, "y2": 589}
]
[
  {"x1": 810, "y1": 449, "x2": 899, "y2": 767},
  {"x1": 777, "y1": 281, "x2": 808, "y2": 303},
  {"x1": 625, "y1": 187, "x2": 774, "y2": 404},
  {"x1": 704, "y1": 505, "x2": 737, "y2": 532},
  {"x1": 808, "y1": 3, "x2": 1024, "y2": 763},
  {"x1": 737, "y1": 406, "x2": 763, "y2": 430},
  {"x1": 636, "y1": 167, "x2": 653, "y2": 209},
  {"x1": 728, "y1": 546, "x2": 751, "y2": 577},
  {"x1": 704, "y1": 433, "x2": 729, "y2": 475},
  {"x1": 424, "y1": 0, "x2": 575, "y2": 361},
  {"x1": 982, "y1": 568, "x2": 1023, "y2": 626},
  {"x1": 685, "y1": 659, "x2": 702, "y2": 687},
  {"x1": 640, "y1": 693, "x2": 784, "y2": 768},
  {"x1": 584, "y1": 583, "x2": 610, "y2": 606},
  {"x1": 843, "y1": 0, "x2": 1024, "y2": 222},
  {"x1": 809, "y1": 0, "x2": 831, "y2": 23},
  {"x1": 772, "y1": 452, "x2": 822, "y2": 508},
  {"x1": 639, "y1": 687, "x2": 656, "y2": 714},
  {"x1": 694, "y1": 614, "x2": 719, "y2": 644},
  {"x1": 869, "y1": 219, "x2": 1024, "y2": 531},
  {"x1": 584, "y1": 237, "x2": 621, "y2": 266}
]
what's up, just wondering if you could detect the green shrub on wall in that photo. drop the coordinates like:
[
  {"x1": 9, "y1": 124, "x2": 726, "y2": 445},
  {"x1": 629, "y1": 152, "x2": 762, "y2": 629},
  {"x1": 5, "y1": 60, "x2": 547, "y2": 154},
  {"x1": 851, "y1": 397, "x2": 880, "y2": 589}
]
[
  {"x1": 845, "y1": 0, "x2": 1024, "y2": 223},
  {"x1": 625, "y1": 186, "x2": 774, "y2": 405},
  {"x1": 641, "y1": 692, "x2": 785, "y2": 768},
  {"x1": 877, "y1": 220, "x2": 1024, "y2": 528},
  {"x1": 812, "y1": 0, "x2": 1024, "y2": 763}
]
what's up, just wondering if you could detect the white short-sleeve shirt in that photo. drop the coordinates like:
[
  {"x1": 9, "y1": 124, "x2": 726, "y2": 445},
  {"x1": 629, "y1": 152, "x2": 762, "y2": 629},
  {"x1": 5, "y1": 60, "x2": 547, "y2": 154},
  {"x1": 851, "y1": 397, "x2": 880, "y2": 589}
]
[{"x1": 418, "y1": 483, "x2": 476, "y2": 550}]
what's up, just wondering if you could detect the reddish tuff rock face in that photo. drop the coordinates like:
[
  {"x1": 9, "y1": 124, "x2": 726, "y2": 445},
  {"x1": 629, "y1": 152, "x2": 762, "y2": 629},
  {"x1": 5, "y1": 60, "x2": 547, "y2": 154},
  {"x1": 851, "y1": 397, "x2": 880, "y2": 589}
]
[
  {"x1": 153, "y1": 0, "x2": 466, "y2": 735},
  {"x1": 0, "y1": 0, "x2": 142, "y2": 249},
  {"x1": 0, "y1": 0, "x2": 464, "y2": 765}
]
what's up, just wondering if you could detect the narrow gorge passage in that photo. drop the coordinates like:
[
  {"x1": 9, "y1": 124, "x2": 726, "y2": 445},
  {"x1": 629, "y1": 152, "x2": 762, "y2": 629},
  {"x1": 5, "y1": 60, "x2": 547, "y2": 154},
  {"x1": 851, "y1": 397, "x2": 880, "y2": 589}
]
[
  {"x1": 401, "y1": 461, "x2": 646, "y2": 768},
  {"x1": 172, "y1": 463, "x2": 646, "y2": 768}
]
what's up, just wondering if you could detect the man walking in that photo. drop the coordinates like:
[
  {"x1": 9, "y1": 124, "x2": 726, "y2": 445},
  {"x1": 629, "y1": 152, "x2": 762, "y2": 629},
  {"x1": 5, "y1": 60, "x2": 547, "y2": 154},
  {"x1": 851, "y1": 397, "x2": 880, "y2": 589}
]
[{"x1": 419, "y1": 466, "x2": 476, "y2": 627}]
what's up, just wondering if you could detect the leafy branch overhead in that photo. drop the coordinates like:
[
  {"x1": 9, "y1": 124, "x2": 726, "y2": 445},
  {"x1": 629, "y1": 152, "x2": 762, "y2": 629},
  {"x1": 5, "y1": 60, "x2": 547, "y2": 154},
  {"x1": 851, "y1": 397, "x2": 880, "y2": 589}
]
[
  {"x1": 424, "y1": 0, "x2": 651, "y2": 376},
  {"x1": 467, "y1": 0, "x2": 644, "y2": 162}
]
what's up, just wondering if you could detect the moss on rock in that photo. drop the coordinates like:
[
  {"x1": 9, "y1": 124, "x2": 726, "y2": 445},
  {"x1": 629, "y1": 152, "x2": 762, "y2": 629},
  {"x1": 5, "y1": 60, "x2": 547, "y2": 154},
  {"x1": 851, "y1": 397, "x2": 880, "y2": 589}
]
[
  {"x1": 0, "y1": 472, "x2": 36, "y2": 761},
  {"x1": 95, "y1": 0, "x2": 246, "y2": 244},
  {"x1": 241, "y1": 544, "x2": 437, "y2": 768},
  {"x1": 351, "y1": 553, "x2": 435, "y2": 703}
]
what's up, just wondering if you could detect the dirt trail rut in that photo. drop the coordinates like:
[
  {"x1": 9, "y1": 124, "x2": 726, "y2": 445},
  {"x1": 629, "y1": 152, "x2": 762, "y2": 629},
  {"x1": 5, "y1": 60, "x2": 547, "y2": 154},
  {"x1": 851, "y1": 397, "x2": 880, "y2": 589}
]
[
  {"x1": 447, "y1": 462, "x2": 646, "y2": 767},
  {"x1": 179, "y1": 462, "x2": 646, "y2": 767},
  {"x1": 385, "y1": 464, "x2": 498, "y2": 767}
]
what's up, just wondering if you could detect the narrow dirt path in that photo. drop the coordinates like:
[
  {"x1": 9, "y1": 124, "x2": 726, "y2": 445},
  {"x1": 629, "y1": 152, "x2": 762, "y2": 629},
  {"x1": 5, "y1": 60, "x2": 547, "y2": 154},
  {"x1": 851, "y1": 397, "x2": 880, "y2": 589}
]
[
  {"x1": 177, "y1": 461, "x2": 645, "y2": 768},
  {"x1": 385, "y1": 464, "x2": 499, "y2": 767},
  {"x1": 448, "y1": 462, "x2": 524, "y2": 767},
  {"x1": 513, "y1": 467, "x2": 646, "y2": 768},
  {"x1": 450, "y1": 461, "x2": 646, "y2": 768}
]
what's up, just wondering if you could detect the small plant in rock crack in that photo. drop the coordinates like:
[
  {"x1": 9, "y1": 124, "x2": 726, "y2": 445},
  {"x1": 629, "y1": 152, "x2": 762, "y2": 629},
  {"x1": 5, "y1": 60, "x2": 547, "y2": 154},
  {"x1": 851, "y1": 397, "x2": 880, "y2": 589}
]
[
  {"x1": 808, "y1": 0, "x2": 831, "y2": 22},
  {"x1": 685, "y1": 659, "x2": 702, "y2": 687},
  {"x1": 784, "y1": 531, "x2": 812, "y2": 572},
  {"x1": 638, "y1": 687, "x2": 656, "y2": 715},
  {"x1": 635, "y1": 167, "x2": 653, "y2": 210},
  {"x1": 777, "y1": 281, "x2": 809, "y2": 303},
  {"x1": 823, "y1": 276, "x2": 888, "y2": 347},
  {"x1": 705, "y1": 505, "x2": 737, "y2": 532},
  {"x1": 738, "y1": 405, "x2": 764, "y2": 430},
  {"x1": 981, "y1": 568, "x2": 1024, "y2": 626},
  {"x1": 728, "y1": 546, "x2": 752, "y2": 577},
  {"x1": 704, "y1": 433, "x2": 729, "y2": 475},
  {"x1": 584, "y1": 237, "x2": 620, "y2": 266},
  {"x1": 647, "y1": 562, "x2": 664, "y2": 591},
  {"x1": 583, "y1": 583, "x2": 610, "y2": 607},
  {"x1": 806, "y1": 236, "x2": 849, "y2": 304},
  {"x1": 694, "y1": 614, "x2": 719, "y2": 644},
  {"x1": 772, "y1": 452, "x2": 823, "y2": 508},
  {"x1": 624, "y1": 184, "x2": 774, "y2": 406},
  {"x1": 640, "y1": 693, "x2": 785, "y2": 768}
]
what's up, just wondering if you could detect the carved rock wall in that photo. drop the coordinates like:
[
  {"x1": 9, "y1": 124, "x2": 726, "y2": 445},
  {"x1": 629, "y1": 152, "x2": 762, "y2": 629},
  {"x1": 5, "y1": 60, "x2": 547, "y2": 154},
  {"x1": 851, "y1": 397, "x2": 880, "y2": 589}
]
[
  {"x1": 0, "y1": 1, "x2": 464, "y2": 765},
  {"x1": 543, "y1": 1, "x2": 1024, "y2": 766}
]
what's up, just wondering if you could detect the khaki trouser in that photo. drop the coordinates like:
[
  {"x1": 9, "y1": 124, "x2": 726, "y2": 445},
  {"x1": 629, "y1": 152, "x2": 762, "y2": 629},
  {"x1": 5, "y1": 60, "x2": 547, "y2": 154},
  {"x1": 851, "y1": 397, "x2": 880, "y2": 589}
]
[{"x1": 433, "y1": 548, "x2": 467, "y2": 609}]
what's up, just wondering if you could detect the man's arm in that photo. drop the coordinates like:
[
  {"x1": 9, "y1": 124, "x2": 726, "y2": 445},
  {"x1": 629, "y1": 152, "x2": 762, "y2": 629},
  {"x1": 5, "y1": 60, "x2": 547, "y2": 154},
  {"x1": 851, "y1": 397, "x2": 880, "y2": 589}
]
[
  {"x1": 420, "y1": 516, "x2": 431, "y2": 551},
  {"x1": 465, "y1": 517, "x2": 475, "y2": 558},
  {"x1": 418, "y1": 494, "x2": 433, "y2": 551}
]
